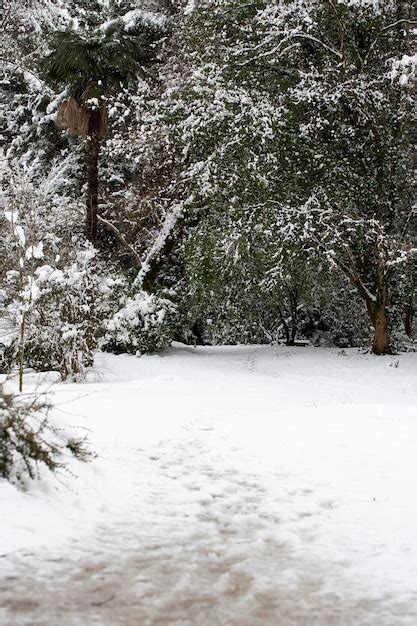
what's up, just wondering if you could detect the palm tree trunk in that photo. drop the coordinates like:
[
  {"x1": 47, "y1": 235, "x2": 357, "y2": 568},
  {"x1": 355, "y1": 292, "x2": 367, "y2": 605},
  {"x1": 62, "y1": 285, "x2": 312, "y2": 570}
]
[{"x1": 86, "y1": 112, "x2": 101, "y2": 245}]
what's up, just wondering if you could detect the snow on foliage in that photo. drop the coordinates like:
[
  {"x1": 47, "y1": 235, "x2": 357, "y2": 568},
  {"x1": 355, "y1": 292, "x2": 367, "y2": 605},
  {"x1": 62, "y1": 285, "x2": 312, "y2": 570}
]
[
  {"x1": 0, "y1": 383, "x2": 92, "y2": 488},
  {"x1": 134, "y1": 0, "x2": 415, "y2": 352},
  {"x1": 0, "y1": 0, "x2": 416, "y2": 370},
  {"x1": 104, "y1": 289, "x2": 177, "y2": 355}
]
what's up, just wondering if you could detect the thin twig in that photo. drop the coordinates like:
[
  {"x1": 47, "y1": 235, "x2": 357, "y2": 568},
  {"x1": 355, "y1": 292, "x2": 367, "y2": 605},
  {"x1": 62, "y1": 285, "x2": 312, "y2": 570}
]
[{"x1": 97, "y1": 215, "x2": 142, "y2": 267}]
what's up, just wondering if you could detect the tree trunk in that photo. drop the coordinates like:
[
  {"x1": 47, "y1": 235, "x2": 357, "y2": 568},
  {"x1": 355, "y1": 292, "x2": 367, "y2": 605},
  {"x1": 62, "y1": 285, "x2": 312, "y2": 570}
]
[
  {"x1": 369, "y1": 238, "x2": 391, "y2": 355},
  {"x1": 289, "y1": 289, "x2": 298, "y2": 346},
  {"x1": 364, "y1": 281, "x2": 391, "y2": 355},
  {"x1": 371, "y1": 302, "x2": 390, "y2": 355},
  {"x1": 86, "y1": 112, "x2": 101, "y2": 245},
  {"x1": 277, "y1": 305, "x2": 290, "y2": 345},
  {"x1": 404, "y1": 297, "x2": 414, "y2": 337}
]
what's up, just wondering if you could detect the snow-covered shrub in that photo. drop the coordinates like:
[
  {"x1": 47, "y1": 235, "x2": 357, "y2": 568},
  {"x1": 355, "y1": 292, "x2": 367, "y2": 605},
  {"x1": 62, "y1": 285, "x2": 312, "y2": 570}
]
[
  {"x1": 23, "y1": 249, "x2": 98, "y2": 381},
  {"x1": 1, "y1": 166, "x2": 97, "y2": 384},
  {"x1": 1, "y1": 181, "x2": 134, "y2": 379},
  {"x1": 103, "y1": 289, "x2": 177, "y2": 355},
  {"x1": 0, "y1": 383, "x2": 93, "y2": 488}
]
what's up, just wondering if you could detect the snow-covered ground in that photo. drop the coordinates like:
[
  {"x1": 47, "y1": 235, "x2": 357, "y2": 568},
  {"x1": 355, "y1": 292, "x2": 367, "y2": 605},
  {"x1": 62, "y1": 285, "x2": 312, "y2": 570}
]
[{"x1": 1, "y1": 344, "x2": 417, "y2": 625}]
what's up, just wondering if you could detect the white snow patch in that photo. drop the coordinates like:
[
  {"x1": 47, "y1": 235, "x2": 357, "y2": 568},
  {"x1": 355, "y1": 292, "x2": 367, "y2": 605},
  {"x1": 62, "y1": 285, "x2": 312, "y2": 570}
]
[{"x1": 1, "y1": 345, "x2": 417, "y2": 625}]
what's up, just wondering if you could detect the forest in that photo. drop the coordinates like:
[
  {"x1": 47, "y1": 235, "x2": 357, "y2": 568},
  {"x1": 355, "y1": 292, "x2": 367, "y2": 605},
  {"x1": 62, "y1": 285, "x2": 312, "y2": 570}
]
[
  {"x1": 1, "y1": 0, "x2": 415, "y2": 384},
  {"x1": 0, "y1": 2, "x2": 416, "y2": 625}
]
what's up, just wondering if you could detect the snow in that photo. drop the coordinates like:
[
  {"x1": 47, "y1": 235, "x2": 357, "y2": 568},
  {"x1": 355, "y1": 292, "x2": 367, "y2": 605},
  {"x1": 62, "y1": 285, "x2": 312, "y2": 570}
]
[
  {"x1": 1, "y1": 345, "x2": 417, "y2": 625},
  {"x1": 390, "y1": 53, "x2": 417, "y2": 86},
  {"x1": 100, "y1": 9, "x2": 167, "y2": 36},
  {"x1": 25, "y1": 241, "x2": 44, "y2": 260}
]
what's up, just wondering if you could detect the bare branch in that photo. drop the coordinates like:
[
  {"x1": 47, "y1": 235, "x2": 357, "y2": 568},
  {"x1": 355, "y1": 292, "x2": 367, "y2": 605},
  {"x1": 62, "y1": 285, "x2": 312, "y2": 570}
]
[{"x1": 97, "y1": 216, "x2": 142, "y2": 268}]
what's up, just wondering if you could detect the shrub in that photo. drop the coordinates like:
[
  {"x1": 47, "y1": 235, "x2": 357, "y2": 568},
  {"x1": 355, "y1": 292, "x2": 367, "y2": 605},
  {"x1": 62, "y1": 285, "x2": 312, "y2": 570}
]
[
  {"x1": 0, "y1": 383, "x2": 93, "y2": 488},
  {"x1": 103, "y1": 289, "x2": 177, "y2": 355},
  {"x1": 20, "y1": 250, "x2": 98, "y2": 381}
]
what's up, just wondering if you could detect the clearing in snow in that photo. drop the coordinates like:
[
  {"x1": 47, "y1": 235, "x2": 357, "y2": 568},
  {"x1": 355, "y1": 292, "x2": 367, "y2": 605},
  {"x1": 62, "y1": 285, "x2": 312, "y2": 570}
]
[{"x1": 1, "y1": 344, "x2": 417, "y2": 625}]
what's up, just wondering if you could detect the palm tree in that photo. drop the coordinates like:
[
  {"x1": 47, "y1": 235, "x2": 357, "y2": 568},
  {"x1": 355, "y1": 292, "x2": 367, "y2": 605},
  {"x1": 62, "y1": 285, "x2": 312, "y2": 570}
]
[{"x1": 40, "y1": 18, "x2": 162, "y2": 245}]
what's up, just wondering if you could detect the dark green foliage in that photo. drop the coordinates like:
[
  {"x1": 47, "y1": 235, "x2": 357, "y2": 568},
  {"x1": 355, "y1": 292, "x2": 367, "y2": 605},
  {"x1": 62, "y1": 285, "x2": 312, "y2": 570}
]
[
  {"x1": 2, "y1": 0, "x2": 415, "y2": 359},
  {"x1": 0, "y1": 341, "x2": 17, "y2": 376},
  {"x1": 40, "y1": 19, "x2": 165, "y2": 104},
  {"x1": 148, "y1": 0, "x2": 415, "y2": 351},
  {"x1": 0, "y1": 387, "x2": 93, "y2": 488},
  {"x1": 0, "y1": 405, "x2": 60, "y2": 482}
]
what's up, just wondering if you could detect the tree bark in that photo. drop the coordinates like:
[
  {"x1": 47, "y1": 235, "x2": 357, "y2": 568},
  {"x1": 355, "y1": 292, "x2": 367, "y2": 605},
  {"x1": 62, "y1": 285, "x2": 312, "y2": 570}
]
[
  {"x1": 366, "y1": 235, "x2": 391, "y2": 355},
  {"x1": 86, "y1": 112, "x2": 101, "y2": 245},
  {"x1": 289, "y1": 289, "x2": 298, "y2": 346},
  {"x1": 364, "y1": 280, "x2": 391, "y2": 355},
  {"x1": 371, "y1": 302, "x2": 390, "y2": 355},
  {"x1": 404, "y1": 297, "x2": 414, "y2": 337},
  {"x1": 277, "y1": 305, "x2": 290, "y2": 345}
]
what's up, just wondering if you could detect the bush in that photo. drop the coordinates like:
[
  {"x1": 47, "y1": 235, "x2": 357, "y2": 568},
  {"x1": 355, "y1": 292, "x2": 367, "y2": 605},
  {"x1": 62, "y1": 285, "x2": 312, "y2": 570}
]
[
  {"x1": 2, "y1": 235, "x2": 140, "y2": 379},
  {"x1": 103, "y1": 289, "x2": 177, "y2": 355},
  {"x1": 0, "y1": 383, "x2": 93, "y2": 488},
  {"x1": 20, "y1": 250, "x2": 98, "y2": 381}
]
